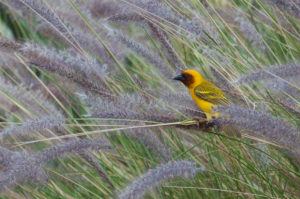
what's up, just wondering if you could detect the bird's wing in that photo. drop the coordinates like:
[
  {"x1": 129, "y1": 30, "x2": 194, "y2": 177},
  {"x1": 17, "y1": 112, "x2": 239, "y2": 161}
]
[{"x1": 194, "y1": 81, "x2": 229, "y2": 105}]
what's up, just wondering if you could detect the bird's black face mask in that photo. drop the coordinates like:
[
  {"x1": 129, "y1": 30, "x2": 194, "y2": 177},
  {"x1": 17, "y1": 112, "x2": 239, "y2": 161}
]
[
  {"x1": 173, "y1": 74, "x2": 186, "y2": 82},
  {"x1": 173, "y1": 72, "x2": 195, "y2": 87}
]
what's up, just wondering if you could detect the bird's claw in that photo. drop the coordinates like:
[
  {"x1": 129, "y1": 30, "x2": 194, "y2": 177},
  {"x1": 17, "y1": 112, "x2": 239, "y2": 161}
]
[
  {"x1": 193, "y1": 116, "x2": 207, "y2": 122},
  {"x1": 193, "y1": 116, "x2": 208, "y2": 127},
  {"x1": 193, "y1": 116, "x2": 216, "y2": 130}
]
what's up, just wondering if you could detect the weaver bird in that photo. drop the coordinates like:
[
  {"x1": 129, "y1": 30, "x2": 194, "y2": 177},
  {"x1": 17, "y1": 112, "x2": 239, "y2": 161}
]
[{"x1": 173, "y1": 70, "x2": 229, "y2": 119}]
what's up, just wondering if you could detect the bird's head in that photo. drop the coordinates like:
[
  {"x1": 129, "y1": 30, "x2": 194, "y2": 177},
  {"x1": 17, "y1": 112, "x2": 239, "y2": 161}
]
[{"x1": 173, "y1": 70, "x2": 204, "y2": 88}]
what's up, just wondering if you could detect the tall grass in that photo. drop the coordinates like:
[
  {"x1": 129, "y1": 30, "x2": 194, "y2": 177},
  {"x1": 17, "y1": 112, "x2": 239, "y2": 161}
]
[{"x1": 0, "y1": 0, "x2": 299, "y2": 198}]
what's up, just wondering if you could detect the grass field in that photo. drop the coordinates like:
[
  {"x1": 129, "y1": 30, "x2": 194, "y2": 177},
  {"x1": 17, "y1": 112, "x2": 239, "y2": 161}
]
[{"x1": 0, "y1": 0, "x2": 299, "y2": 198}]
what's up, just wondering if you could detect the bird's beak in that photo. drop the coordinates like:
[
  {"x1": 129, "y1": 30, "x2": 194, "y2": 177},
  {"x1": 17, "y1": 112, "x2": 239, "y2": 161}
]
[{"x1": 173, "y1": 74, "x2": 186, "y2": 81}]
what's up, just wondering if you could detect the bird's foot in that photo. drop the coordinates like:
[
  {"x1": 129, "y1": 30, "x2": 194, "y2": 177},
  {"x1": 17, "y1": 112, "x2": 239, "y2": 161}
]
[
  {"x1": 193, "y1": 116, "x2": 208, "y2": 127},
  {"x1": 193, "y1": 116, "x2": 217, "y2": 130},
  {"x1": 193, "y1": 116, "x2": 207, "y2": 122}
]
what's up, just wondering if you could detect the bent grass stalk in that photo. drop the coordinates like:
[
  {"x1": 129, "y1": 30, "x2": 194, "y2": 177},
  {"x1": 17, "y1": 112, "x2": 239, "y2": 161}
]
[{"x1": 17, "y1": 120, "x2": 197, "y2": 145}]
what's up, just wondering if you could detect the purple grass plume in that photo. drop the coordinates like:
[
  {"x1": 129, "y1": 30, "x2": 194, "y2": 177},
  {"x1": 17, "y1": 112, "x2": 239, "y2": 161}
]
[
  {"x1": 3, "y1": 0, "x2": 79, "y2": 48},
  {"x1": 0, "y1": 138, "x2": 111, "y2": 191},
  {"x1": 19, "y1": 42, "x2": 109, "y2": 96},
  {"x1": 109, "y1": 0, "x2": 218, "y2": 42},
  {"x1": 0, "y1": 38, "x2": 109, "y2": 96},
  {"x1": 266, "y1": 0, "x2": 300, "y2": 17},
  {"x1": 0, "y1": 76, "x2": 63, "y2": 117},
  {"x1": 87, "y1": 93, "x2": 187, "y2": 124},
  {"x1": 118, "y1": 160, "x2": 205, "y2": 199},
  {"x1": 213, "y1": 106, "x2": 300, "y2": 161},
  {"x1": 0, "y1": 146, "x2": 14, "y2": 169},
  {"x1": 236, "y1": 63, "x2": 300, "y2": 85},
  {"x1": 36, "y1": 22, "x2": 118, "y2": 66},
  {"x1": 0, "y1": 115, "x2": 64, "y2": 141},
  {"x1": 0, "y1": 37, "x2": 22, "y2": 53}
]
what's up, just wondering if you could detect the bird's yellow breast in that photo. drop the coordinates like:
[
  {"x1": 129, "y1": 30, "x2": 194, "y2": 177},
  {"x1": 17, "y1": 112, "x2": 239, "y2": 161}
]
[
  {"x1": 184, "y1": 73, "x2": 215, "y2": 117},
  {"x1": 189, "y1": 87, "x2": 214, "y2": 114}
]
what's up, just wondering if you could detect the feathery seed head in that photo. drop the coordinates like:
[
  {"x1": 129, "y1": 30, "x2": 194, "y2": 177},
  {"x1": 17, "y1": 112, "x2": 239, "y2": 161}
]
[
  {"x1": 0, "y1": 138, "x2": 111, "y2": 191},
  {"x1": 237, "y1": 63, "x2": 300, "y2": 85},
  {"x1": 118, "y1": 160, "x2": 205, "y2": 199},
  {"x1": 0, "y1": 37, "x2": 22, "y2": 53},
  {"x1": 213, "y1": 105, "x2": 300, "y2": 161},
  {"x1": 0, "y1": 115, "x2": 65, "y2": 141}
]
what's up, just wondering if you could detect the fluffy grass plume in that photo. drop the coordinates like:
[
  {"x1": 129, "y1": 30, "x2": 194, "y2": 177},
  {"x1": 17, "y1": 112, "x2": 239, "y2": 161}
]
[
  {"x1": 0, "y1": 138, "x2": 111, "y2": 191},
  {"x1": 213, "y1": 106, "x2": 300, "y2": 160},
  {"x1": 118, "y1": 161, "x2": 205, "y2": 199}
]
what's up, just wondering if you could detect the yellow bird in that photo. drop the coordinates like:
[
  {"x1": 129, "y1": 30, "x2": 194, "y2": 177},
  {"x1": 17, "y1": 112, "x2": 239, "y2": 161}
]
[{"x1": 173, "y1": 70, "x2": 229, "y2": 119}]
